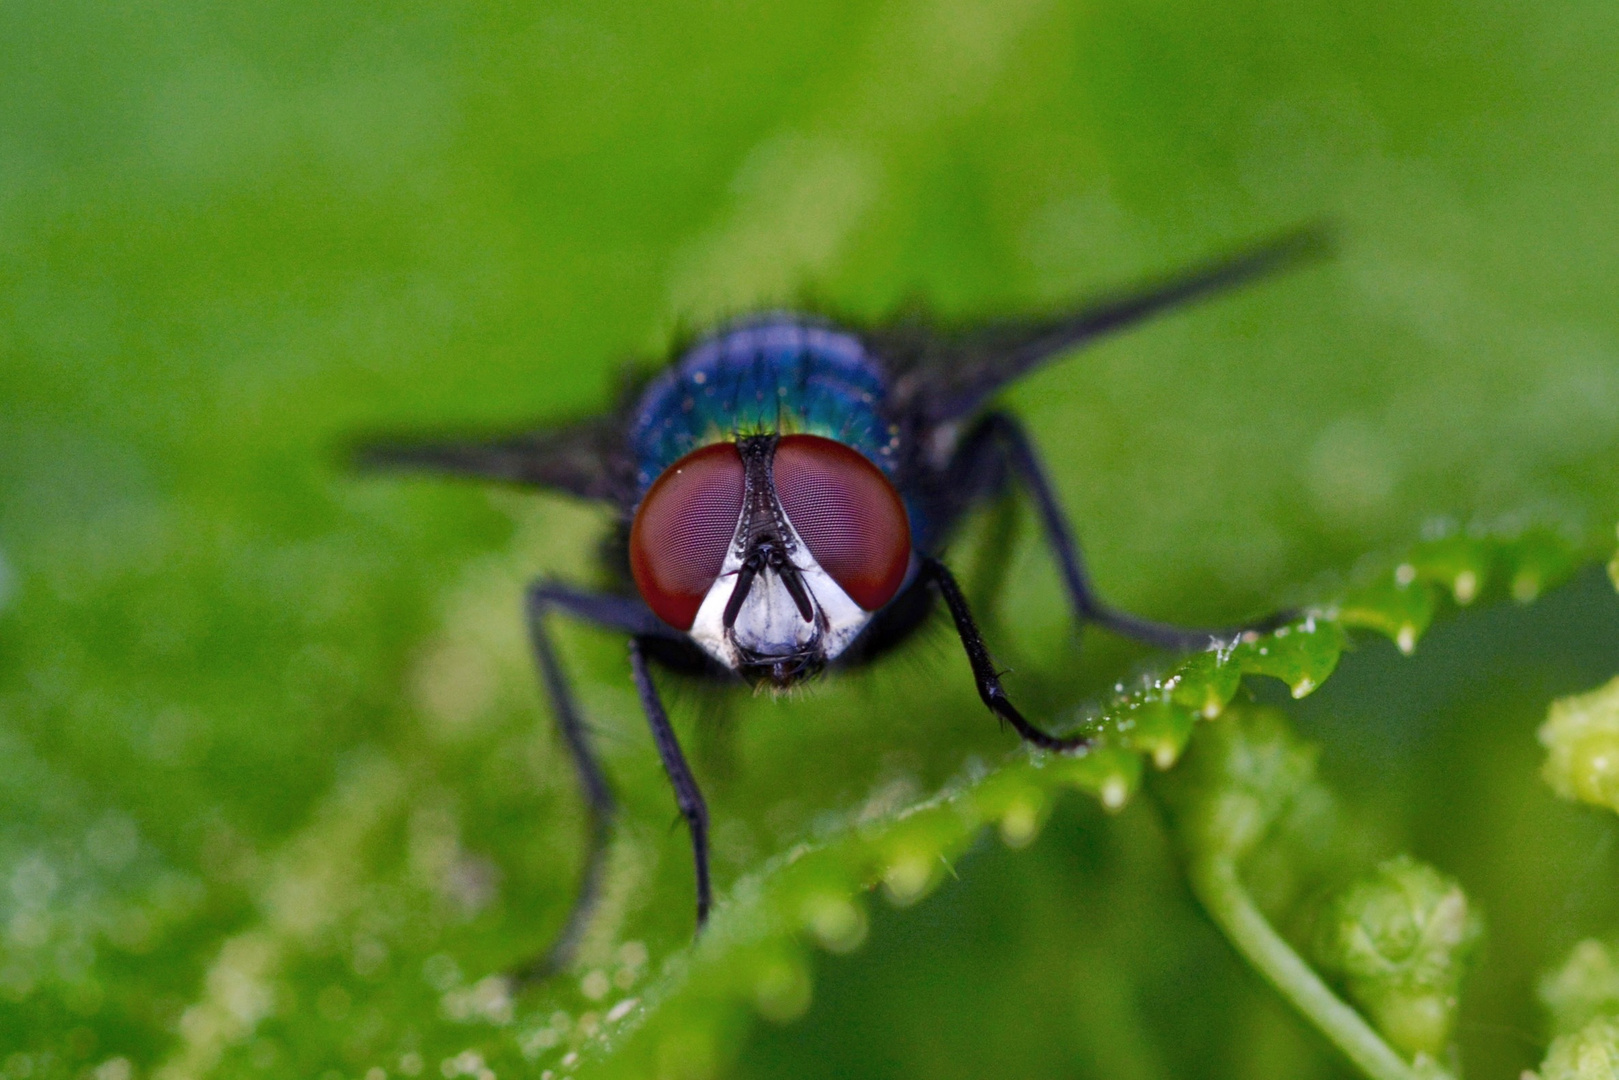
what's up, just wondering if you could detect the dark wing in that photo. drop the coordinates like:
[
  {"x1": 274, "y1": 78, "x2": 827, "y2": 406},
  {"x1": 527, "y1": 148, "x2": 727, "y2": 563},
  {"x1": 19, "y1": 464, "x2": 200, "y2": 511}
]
[
  {"x1": 351, "y1": 413, "x2": 633, "y2": 505},
  {"x1": 875, "y1": 224, "x2": 1332, "y2": 424}
]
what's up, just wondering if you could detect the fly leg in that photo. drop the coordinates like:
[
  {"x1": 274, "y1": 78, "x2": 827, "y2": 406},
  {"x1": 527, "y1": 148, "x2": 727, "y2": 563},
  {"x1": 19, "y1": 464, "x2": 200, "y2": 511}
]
[
  {"x1": 512, "y1": 582, "x2": 679, "y2": 985},
  {"x1": 950, "y1": 411, "x2": 1293, "y2": 649},
  {"x1": 923, "y1": 557, "x2": 1089, "y2": 752},
  {"x1": 629, "y1": 638, "x2": 712, "y2": 930}
]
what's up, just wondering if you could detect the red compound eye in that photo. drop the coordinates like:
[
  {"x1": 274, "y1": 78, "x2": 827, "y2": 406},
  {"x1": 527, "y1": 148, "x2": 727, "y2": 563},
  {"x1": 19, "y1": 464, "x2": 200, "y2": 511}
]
[
  {"x1": 773, "y1": 434, "x2": 911, "y2": 611},
  {"x1": 630, "y1": 442, "x2": 746, "y2": 631}
]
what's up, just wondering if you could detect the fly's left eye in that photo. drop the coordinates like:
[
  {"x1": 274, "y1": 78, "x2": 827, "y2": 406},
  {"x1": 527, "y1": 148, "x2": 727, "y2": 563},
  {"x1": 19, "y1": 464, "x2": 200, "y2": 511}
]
[
  {"x1": 629, "y1": 442, "x2": 746, "y2": 631},
  {"x1": 773, "y1": 434, "x2": 911, "y2": 611}
]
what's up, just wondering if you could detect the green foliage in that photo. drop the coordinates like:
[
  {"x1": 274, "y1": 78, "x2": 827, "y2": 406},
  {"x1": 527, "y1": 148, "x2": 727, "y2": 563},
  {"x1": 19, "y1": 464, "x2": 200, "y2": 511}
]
[
  {"x1": 1313, "y1": 857, "x2": 1482, "y2": 1060},
  {"x1": 548, "y1": 531, "x2": 1570, "y2": 1080},
  {"x1": 1532, "y1": 1017, "x2": 1619, "y2": 1080},
  {"x1": 1155, "y1": 706, "x2": 1322, "y2": 864},
  {"x1": 1541, "y1": 677, "x2": 1619, "y2": 816},
  {"x1": 1542, "y1": 940, "x2": 1619, "y2": 1039},
  {"x1": 7, "y1": 1, "x2": 1619, "y2": 1079}
]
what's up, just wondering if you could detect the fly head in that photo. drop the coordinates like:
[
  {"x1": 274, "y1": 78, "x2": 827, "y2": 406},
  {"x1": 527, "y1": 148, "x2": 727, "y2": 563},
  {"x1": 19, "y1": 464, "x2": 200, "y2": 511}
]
[{"x1": 628, "y1": 432, "x2": 913, "y2": 687}]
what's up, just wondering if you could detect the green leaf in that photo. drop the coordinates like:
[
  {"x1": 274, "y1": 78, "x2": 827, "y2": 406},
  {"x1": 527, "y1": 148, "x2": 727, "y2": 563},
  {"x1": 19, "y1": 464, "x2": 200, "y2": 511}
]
[{"x1": 526, "y1": 531, "x2": 1566, "y2": 1079}]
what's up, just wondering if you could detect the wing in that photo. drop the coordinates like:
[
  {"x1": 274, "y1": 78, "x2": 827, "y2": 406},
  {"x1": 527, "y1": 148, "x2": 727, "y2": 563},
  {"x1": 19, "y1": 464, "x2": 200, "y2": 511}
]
[
  {"x1": 351, "y1": 413, "x2": 633, "y2": 505},
  {"x1": 875, "y1": 224, "x2": 1332, "y2": 424}
]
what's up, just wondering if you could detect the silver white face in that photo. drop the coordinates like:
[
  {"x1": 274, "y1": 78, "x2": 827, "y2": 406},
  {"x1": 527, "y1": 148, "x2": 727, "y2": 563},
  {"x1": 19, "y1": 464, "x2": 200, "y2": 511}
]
[{"x1": 686, "y1": 501, "x2": 874, "y2": 682}]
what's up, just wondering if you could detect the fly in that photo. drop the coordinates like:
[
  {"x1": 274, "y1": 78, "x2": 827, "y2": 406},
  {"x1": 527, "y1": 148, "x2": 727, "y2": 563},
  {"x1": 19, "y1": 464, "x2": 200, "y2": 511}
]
[{"x1": 355, "y1": 226, "x2": 1327, "y2": 979}]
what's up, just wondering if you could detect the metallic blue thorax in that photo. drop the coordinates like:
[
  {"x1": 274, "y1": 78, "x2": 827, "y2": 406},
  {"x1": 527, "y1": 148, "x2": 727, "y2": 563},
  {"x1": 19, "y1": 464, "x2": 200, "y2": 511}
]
[{"x1": 629, "y1": 317, "x2": 901, "y2": 496}]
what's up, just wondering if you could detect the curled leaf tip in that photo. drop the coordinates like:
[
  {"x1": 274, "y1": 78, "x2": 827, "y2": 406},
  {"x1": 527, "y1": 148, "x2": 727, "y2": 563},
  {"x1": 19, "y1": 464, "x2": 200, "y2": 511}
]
[
  {"x1": 997, "y1": 794, "x2": 1045, "y2": 848},
  {"x1": 1452, "y1": 569, "x2": 1479, "y2": 605},
  {"x1": 1099, "y1": 774, "x2": 1130, "y2": 811},
  {"x1": 751, "y1": 953, "x2": 813, "y2": 1024},
  {"x1": 1541, "y1": 939, "x2": 1619, "y2": 1036},
  {"x1": 1534, "y1": 1015, "x2": 1619, "y2": 1080},
  {"x1": 801, "y1": 893, "x2": 868, "y2": 954},
  {"x1": 1608, "y1": 522, "x2": 1619, "y2": 593},
  {"x1": 880, "y1": 851, "x2": 938, "y2": 907},
  {"x1": 1540, "y1": 677, "x2": 1619, "y2": 815},
  {"x1": 1313, "y1": 855, "x2": 1483, "y2": 1059}
]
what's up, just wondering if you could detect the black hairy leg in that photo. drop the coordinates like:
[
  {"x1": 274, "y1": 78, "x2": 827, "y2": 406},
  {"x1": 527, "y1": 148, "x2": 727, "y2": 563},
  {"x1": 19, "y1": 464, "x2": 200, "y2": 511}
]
[
  {"x1": 923, "y1": 557, "x2": 1089, "y2": 752},
  {"x1": 511, "y1": 582, "x2": 682, "y2": 984},
  {"x1": 948, "y1": 411, "x2": 1293, "y2": 649},
  {"x1": 629, "y1": 638, "x2": 712, "y2": 931}
]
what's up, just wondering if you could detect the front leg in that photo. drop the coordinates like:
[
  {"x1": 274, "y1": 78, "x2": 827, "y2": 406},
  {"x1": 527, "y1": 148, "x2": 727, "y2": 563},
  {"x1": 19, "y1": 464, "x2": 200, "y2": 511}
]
[
  {"x1": 924, "y1": 557, "x2": 1088, "y2": 752},
  {"x1": 950, "y1": 412, "x2": 1292, "y2": 649},
  {"x1": 512, "y1": 582, "x2": 682, "y2": 984},
  {"x1": 629, "y1": 638, "x2": 712, "y2": 929}
]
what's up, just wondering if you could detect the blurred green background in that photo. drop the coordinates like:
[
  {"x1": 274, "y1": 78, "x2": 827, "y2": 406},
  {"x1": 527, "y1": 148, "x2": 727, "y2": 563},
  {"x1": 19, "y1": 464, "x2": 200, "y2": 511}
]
[{"x1": 4, "y1": 0, "x2": 1619, "y2": 1077}]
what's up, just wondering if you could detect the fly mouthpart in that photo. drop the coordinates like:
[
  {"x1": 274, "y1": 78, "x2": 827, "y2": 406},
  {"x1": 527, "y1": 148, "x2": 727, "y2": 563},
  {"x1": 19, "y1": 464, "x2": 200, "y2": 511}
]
[{"x1": 734, "y1": 645, "x2": 825, "y2": 690}]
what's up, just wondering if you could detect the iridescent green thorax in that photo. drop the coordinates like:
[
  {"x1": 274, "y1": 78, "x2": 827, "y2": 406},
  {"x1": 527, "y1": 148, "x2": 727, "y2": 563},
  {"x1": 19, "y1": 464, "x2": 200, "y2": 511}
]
[{"x1": 629, "y1": 316, "x2": 900, "y2": 496}]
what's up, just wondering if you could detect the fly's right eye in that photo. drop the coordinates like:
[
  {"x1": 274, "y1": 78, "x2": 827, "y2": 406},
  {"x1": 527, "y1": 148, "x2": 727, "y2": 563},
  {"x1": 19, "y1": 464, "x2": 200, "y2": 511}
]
[{"x1": 629, "y1": 442, "x2": 745, "y2": 631}]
